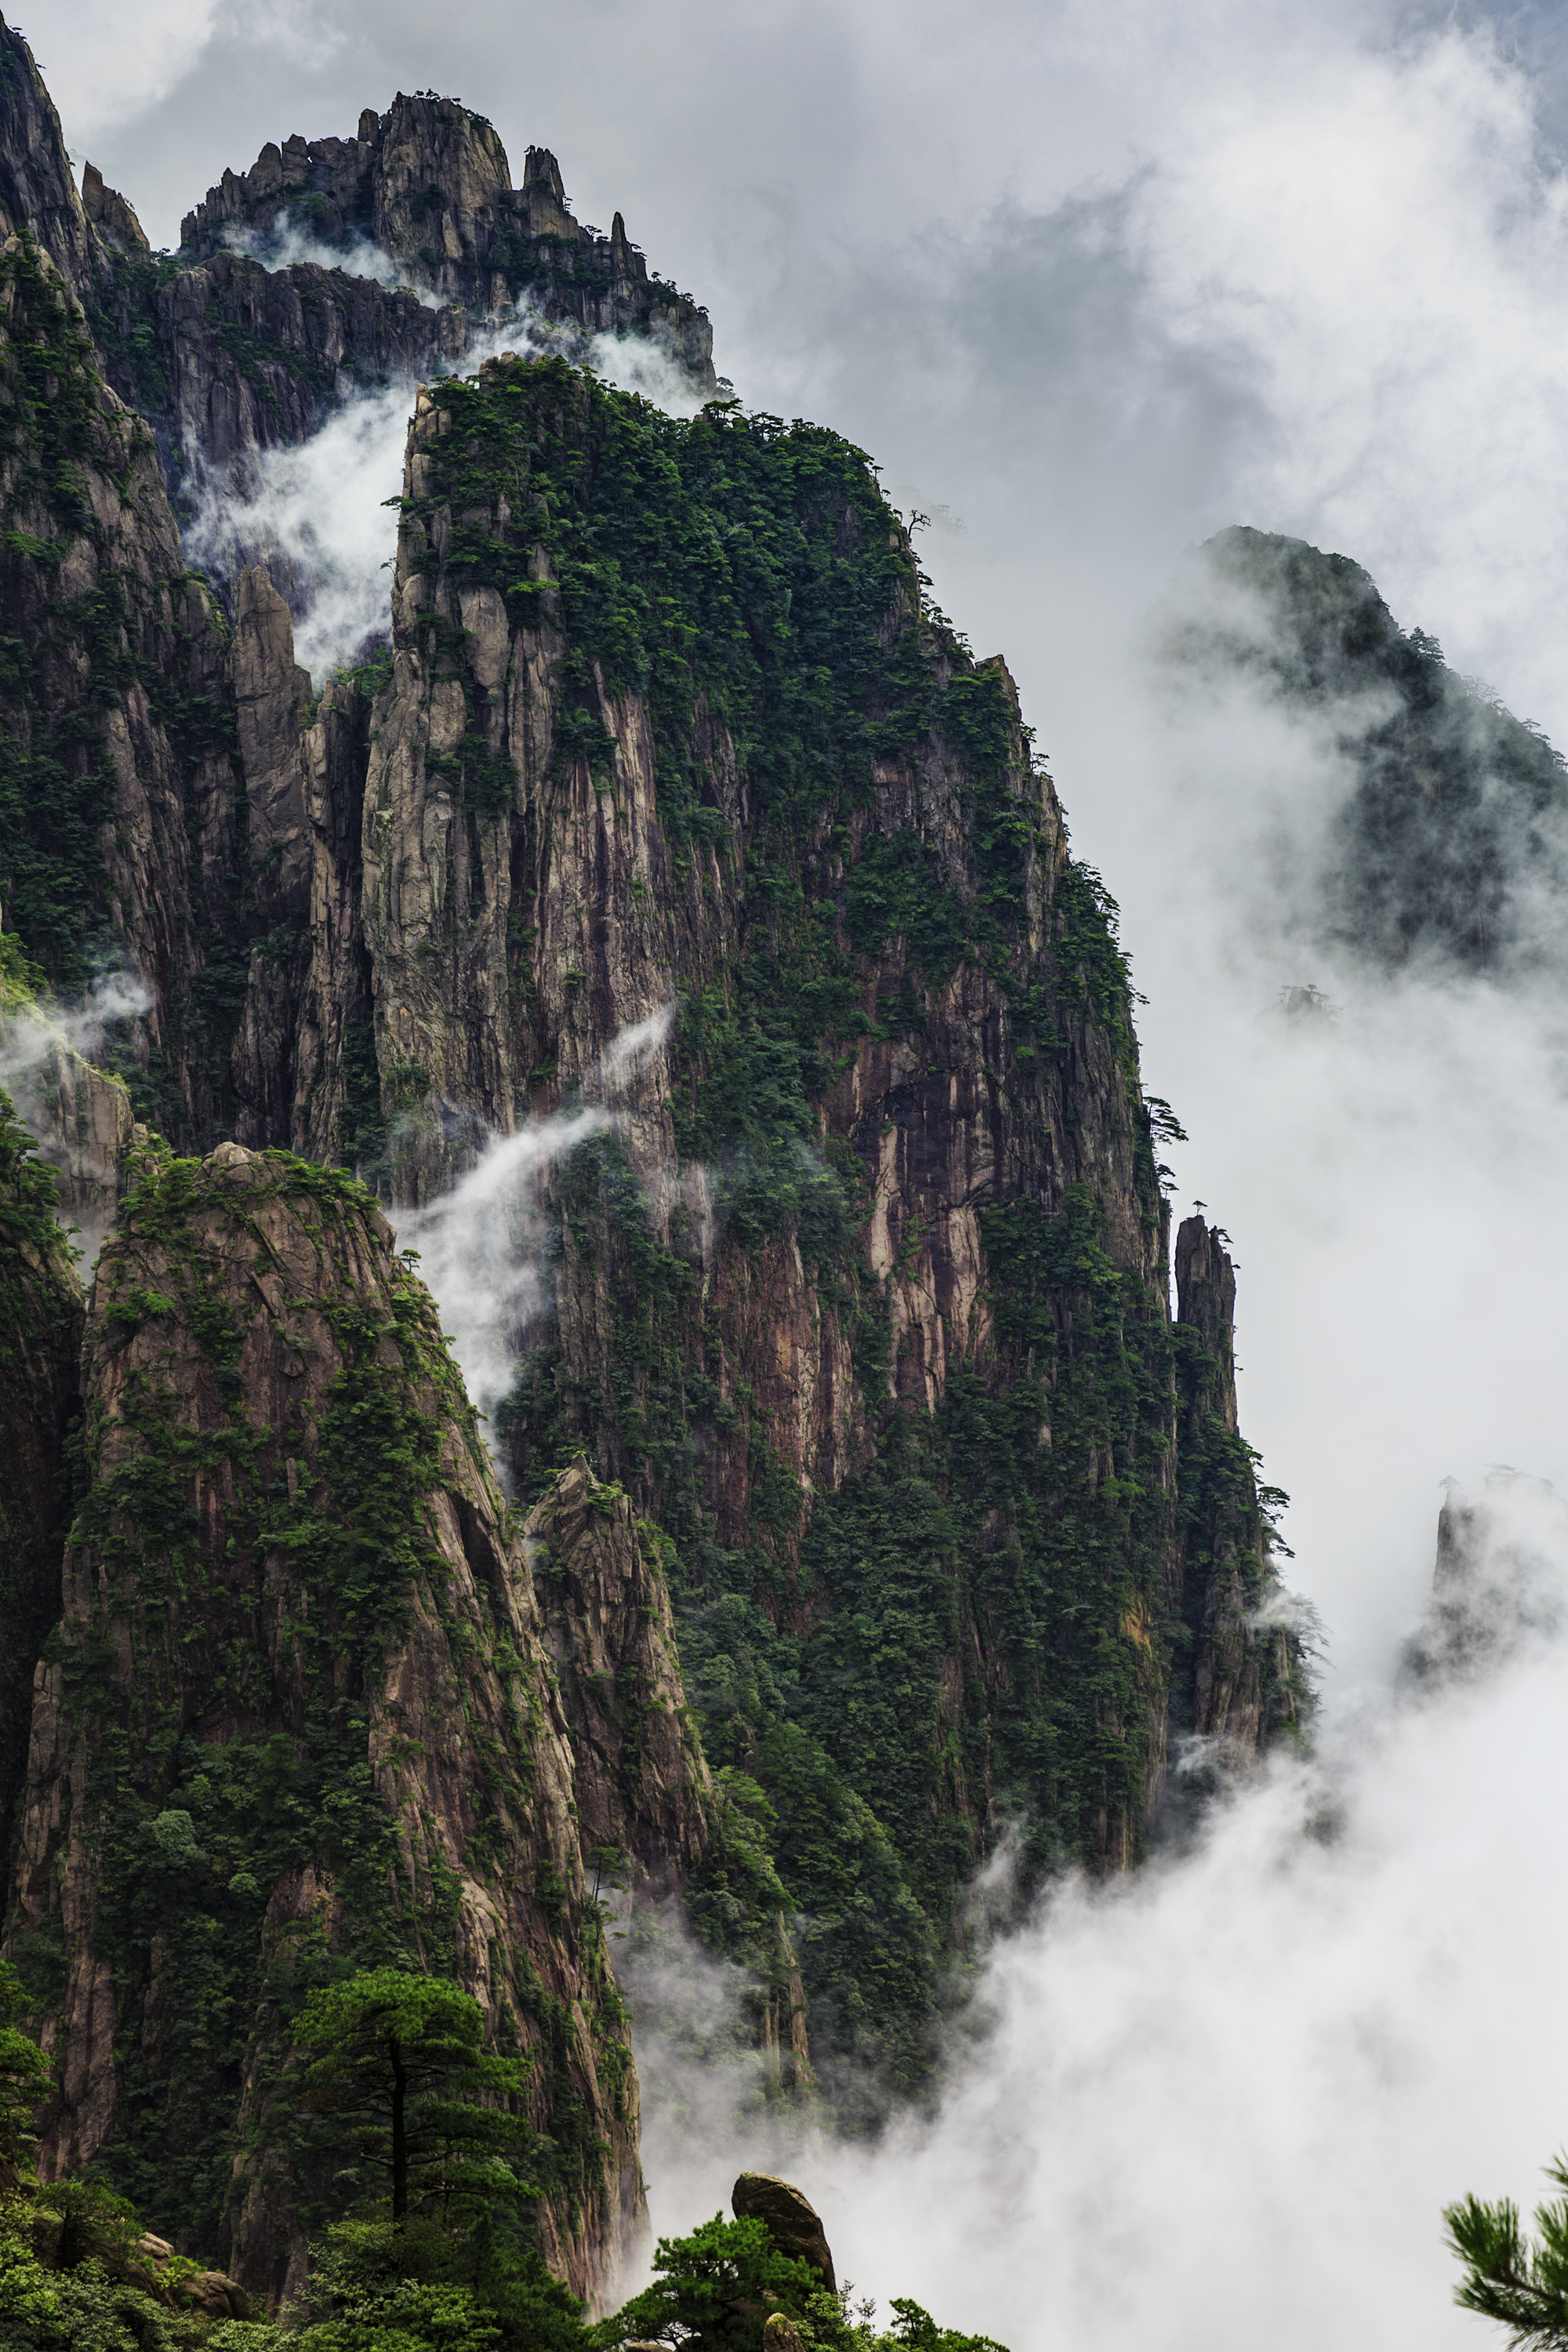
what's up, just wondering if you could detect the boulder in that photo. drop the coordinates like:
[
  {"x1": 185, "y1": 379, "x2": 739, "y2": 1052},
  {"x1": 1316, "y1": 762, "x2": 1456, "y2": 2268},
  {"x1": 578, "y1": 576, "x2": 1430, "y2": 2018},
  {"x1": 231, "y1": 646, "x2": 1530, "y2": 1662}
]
[
  {"x1": 176, "y1": 2269, "x2": 252, "y2": 2321},
  {"x1": 731, "y1": 2174, "x2": 836, "y2": 2292}
]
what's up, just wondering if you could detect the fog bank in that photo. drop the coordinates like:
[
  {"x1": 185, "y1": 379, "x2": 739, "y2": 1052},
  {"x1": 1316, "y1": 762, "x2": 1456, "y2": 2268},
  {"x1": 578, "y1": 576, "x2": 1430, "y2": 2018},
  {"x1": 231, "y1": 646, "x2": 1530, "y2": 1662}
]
[{"x1": 626, "y1": 1475, "x2": 1568, "y2": 2351}]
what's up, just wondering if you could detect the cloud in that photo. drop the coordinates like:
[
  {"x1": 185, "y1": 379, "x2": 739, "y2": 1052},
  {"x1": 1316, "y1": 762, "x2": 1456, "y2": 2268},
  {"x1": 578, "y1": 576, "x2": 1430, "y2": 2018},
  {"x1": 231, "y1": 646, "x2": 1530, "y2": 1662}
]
[
  {"x1": 182, "y1": 311, "x2": 716, "y2": 684},
  {"x1": 42, "y1": 0, "x2": 219, "y2": 147},
  {"x1": 0, "y1": 966, "x2": 151, "y2": 1085},
  {"x1": 393, "y1": 1102, "x2": 610, "y2": 1440},
  {"x1": 393, "y1": 1008, "x2": 673, "y2": 1448},
  {"x1": 41, "y1": 4, "x2": 1568, "y2": 2333},
  {"x1": 223, "y1": 213, "x2": 445, "y2": 305},
  {"x1": 620, "y1": 1479, "x2": 1568, "y2": 2350}
]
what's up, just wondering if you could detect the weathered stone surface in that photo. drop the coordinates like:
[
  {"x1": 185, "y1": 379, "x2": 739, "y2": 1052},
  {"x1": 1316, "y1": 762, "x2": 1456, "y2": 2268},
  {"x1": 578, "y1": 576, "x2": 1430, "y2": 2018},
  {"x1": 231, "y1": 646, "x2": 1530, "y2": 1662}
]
[
  {"x1": 173, "y1": 2269, "x2": 252, "y2": 2320},
  {"x1": 351, "y1": 356, "x2": 1295, "y2": 1905},
  {"x1": 732, "y1": 2172, "x2": 836, "y2": 2292},
  {"x1": 176, "y1": 99, "x2": 716, "y2": 390},
  {"x1": 764, "y1": 2314, "x2": 811, "y2": 2352},
  {"x1": 0, "y1": 1091, "x2": 80, "y2": 1911},
  {"x1": 91, "y1": 248, "x2": 471, "y2": 478},
  {"x1": 11, "y1": 1142, "x2": 643, "y2": 2306},
  {"x1": 5, "y1": 1036, "x2": 135, "y2": 1235},
  {"x1": 232, "y1": 567, "x2": 314, "y2": 920},
  {"x1": 1173, "y1": 1214, "x2": 1296, "y2": 1755},
  {"x1": 0, "y1": 234, "x2": 245, "y2": 1146},
  {"x1": 0, "y1": 23, "x2": 98, "y2": 296},
  {"x1": 361, "y1": 372, "x2": 696, "y2": 1203},
  {"x1": 532, "y1": 1457, "x2": 815, "y2": 2097},
  {"x1": 532, "y1": 1458, "x2": 713, "y2": 1900},
  {"x1": 81, "y1": 165, "x2": 148, "y2": 256}
]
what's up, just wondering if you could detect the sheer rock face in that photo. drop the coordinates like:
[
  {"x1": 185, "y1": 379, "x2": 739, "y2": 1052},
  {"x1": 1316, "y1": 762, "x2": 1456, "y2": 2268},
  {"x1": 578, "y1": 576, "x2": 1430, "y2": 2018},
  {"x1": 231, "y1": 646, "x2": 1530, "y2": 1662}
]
[
  {"x1": 528, "y1": 1457, "x2": 815, "y2": 2099},
  {"x1": 530, "y1": 1459, "x2": 714, "y2": 1900},
  {"x1": 11, "y1": 1141, "x2": 642, "y2": 2307},
  {"x1": 361, "y1": 376, "x2": 706, "y2": 1203},
  {"x1": 348, "y1": 354, "x2": 1293, "y2": 1893},
  {"x1": 80, "y1": 165, "x2": 147, "y2": 256},
  {"x1": 1174, "y1": 1214, "x2": 1296, "y2": 1751},
  {"x1": 93, "y1": 251, "x2": 470, "y2": 474},
  {"x1": 0, "y1": 1101, "x2": 81, "y2": 1905},
  {"x1": 203, "y1": 564, "x2": 379, "y2": 1165},
  {"x1": 176, "y1": 100, "x2": 714, "y2": 387},
  {"x1": 0, "y1": 20, "x2": 98, "y2": 297},
  {"x1": 0, "y1": 1031, "x2": 135, "y2": 1240},
  {"x1": 233, "y1": 568, "x2": 314, "y2": 923},
  {"x1": 0, "y1": 236, "x2": 245, "y2": 1144}
]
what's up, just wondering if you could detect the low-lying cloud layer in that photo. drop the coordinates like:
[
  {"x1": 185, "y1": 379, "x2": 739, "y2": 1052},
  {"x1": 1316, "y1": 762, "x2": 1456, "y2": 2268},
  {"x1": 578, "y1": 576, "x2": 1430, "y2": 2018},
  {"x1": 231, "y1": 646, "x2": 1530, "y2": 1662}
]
[
  {"x1": 223, "y1": 212, "x2": 445, "y2": 303},
  {"x1": 394, "y1": 1007, "x2": 673, "y2": 1449},
  {"x1": 625, "y1": 1477, "x2": 1568, "y2": 2350},
  {"x1": 182, "y1": 310, "x2": 718, "y2": 683}
]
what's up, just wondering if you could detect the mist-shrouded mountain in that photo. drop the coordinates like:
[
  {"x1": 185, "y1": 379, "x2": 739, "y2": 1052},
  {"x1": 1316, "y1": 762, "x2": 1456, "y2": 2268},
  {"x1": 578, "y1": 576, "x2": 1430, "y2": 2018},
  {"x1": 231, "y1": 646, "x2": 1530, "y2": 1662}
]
[
  {"x1": 0, "y1": 6, "x2": 1469, "y2": 2329},
  {"x1": 1169, "y1": 524, "x2": 1568, "y2": 973}
]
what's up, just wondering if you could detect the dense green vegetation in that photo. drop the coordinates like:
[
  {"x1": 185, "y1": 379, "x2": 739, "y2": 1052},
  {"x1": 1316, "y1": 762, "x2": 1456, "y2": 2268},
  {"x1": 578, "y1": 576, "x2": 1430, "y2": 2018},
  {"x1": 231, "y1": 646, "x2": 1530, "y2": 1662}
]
[
  {"x1": 0, "y1": 1970, "x2": 1007, "y2": 2352},
  {"x1": 408, "y1": 355, "x2": 1302, "y2": 2114},
  {"x1": 604, "y1": 2212, "x2": 1006, "y2": 2352},
  {"x1": 0, "y1": 1079, "x2": 78, "y2": 1911},
  {"x1": 294, "y1": 1973, "x2": 532, "y2": 2224},
  {"x1": 24, "y1": 1142, "x2": 627, "y2": 2265},
  {"x1": 0, "y1": 238, "x2": 159, "y2": 996}
]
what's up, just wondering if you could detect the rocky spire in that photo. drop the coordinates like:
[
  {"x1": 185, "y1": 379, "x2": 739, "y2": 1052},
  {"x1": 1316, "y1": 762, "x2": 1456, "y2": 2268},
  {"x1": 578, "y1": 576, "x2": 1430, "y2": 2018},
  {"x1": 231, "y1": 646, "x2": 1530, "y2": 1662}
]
[
  {"x1": 80, "y1": 163, "x2": 148, "y2": 254},
  {"x1": 0, "y1": 15, "x2": 96, "y2": 293}
]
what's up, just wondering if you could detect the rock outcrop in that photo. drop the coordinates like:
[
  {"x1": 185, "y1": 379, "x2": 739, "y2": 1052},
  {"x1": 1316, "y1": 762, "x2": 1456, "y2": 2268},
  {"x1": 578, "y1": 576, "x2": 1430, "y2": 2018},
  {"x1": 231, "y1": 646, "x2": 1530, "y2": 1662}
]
[
  {"x1": 1173, "y1": 1214, "x2": 1298, "y2": 1752},
  {"x1": 176, "y1": 98, "x2": 715, "y2": 386},
  {"x1": 0, "y1": 19, "x2": 98, "y2": 299},
  {"x1": 0, "y1": 231, "x2": 245, "y2": 1145},
  {"x1": 80, "y1": 166, "x2": 148, "y2": 257},
  {"x1": 530, "y1": 1459, "x2": 713, "y2": 1900},
  {"x1": 0, "y1": 1090, "x2": 80, "y2": 1907},
  {"x1": 0, "y1": 10, "x2": 1306, "y2": 2256},
  {"x1": 86, "y1": 248, "x2": 471, "y2": 481},
  {"x1": 9, "y1": 1041, "x2": 136, "y2": 1237},
  {"x1": 1404, "y1": 1468, "x2": 1568, "y2": 1686},
  {"x1": 731, "y1": 2172, "x2": 836, "y2": 2292},
  {"x1": 339, "y1": 350, "x2": 1307, "y2": 2103},
  {"x1": 10, "y1": 1138, "x2": 642, "y2": 2305}
]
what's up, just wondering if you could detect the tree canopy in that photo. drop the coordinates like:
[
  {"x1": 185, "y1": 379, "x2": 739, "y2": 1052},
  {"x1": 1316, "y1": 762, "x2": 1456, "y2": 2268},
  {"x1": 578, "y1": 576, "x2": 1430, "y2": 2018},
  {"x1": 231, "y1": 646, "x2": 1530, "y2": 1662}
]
[
  {"x1": 295, "y1": 1969, "x2": 532, "y2": 2226},
  {"x1": 1446, "y1": 2154, "x2": 1568, "y2": 2349}
]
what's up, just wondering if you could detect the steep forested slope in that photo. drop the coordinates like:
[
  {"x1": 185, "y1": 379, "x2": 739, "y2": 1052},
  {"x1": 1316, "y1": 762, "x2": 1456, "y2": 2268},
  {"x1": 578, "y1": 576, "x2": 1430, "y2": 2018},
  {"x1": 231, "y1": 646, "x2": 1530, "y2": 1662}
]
[
  {"x1": 1177, "y1": 525, "x2": 1568, "y2": 970},
  {"x1": 358, "y1": 354, "x2": 1305, "y2": 2105},
  {"x1": 7, "y1": 1132, "x2": 651, "y2": 2303},
  {"x1": 0, "y1": 3, "x2": 1306, "y2": 2296}
]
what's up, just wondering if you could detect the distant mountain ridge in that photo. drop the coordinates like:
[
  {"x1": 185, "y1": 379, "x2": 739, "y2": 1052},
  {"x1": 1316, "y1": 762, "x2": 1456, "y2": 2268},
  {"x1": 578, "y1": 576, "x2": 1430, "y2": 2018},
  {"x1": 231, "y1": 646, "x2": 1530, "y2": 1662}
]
[{"x1": 1177, "y1": 525, "x2": 1568, "y2": 971}]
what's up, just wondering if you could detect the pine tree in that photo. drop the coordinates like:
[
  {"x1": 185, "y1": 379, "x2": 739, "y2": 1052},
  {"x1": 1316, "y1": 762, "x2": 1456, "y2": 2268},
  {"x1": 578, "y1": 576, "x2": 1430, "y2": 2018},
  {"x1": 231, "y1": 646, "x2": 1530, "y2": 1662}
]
[
  {"x1": 296, "y1": 1969, "x2": 531, "y2": 2224},
  {"x1": 1446, "y1": 2157, "x2": 1568, "y2": 2348}
]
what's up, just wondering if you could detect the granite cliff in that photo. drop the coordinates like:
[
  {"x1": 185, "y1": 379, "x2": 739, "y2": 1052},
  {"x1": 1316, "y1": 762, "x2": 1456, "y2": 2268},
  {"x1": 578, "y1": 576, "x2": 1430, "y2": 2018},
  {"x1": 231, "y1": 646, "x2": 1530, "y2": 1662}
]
[
  {"x1": 1, "y1": 1127, "x2": 668, "y2": 2303},
  {"x1": 0, "y1": 7, "x2": 1305, "y2": 2307}
]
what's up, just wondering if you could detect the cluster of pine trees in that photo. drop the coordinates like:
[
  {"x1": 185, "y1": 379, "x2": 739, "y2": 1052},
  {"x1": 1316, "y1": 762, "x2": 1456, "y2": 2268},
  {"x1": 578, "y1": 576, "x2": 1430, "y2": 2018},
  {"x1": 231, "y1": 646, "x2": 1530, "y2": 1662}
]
[{"x1": 0, "y1": 1960, "x2": 1003, "y2": 2352}]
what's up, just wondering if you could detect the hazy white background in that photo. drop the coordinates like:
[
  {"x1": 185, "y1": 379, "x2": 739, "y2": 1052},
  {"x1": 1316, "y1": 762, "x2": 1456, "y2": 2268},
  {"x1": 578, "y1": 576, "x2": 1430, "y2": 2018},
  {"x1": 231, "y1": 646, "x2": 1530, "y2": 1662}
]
[{"x1": 35, "y1": 2, "x2": 1568, "y2": 2342}]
